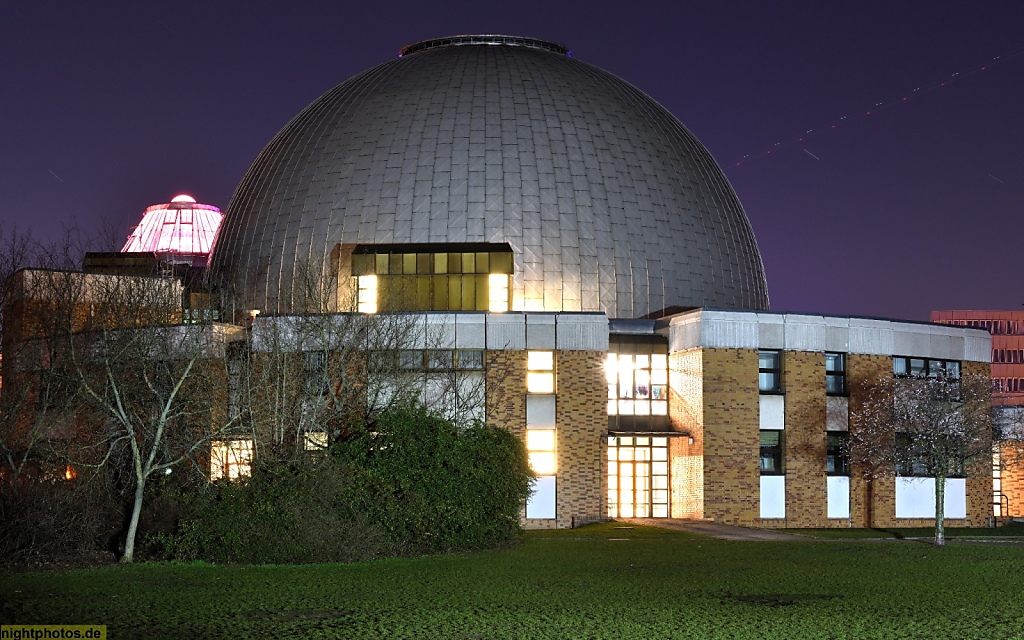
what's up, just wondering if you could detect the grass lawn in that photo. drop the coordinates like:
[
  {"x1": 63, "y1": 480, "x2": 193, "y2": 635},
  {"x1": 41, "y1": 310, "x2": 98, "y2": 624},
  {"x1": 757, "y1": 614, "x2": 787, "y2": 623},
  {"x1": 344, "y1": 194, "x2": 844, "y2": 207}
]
[
  {"x1": 3, "y1": 522, "x2": 1023, "y2": 639},
  {"x1": 787, "y1": 521, "x2": 1024, "y2": 540}
]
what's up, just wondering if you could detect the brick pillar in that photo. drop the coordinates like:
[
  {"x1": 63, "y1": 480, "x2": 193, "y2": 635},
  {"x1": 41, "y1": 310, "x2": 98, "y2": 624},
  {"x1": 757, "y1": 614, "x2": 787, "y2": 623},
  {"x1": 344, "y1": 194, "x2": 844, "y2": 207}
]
[
  {"x1": 669, "y1": 348, "x2": 704, "y2": 518},
  {"x1": 782, "y1": 351, "x2": 827, "y2": 527},
  {"x1": 847, "y1": 354, "x2": 892, "y2": 528},
  {"x1": 701, "y1": 348, "x2": 760, "y2": 525},
  {"x1": 554, "y1": 351, "x2": 607, "y2": 528}
]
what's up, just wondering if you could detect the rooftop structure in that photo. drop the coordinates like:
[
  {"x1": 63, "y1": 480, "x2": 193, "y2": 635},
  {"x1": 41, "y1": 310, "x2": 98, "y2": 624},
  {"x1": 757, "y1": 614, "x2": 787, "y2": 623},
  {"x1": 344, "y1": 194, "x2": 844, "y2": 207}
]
[
  {"x1": 211, "y1": 35, "x2": 769, "y2": 317},
  {"x1": 122, "y1": 194, "x2": 223, "y2": 267}
]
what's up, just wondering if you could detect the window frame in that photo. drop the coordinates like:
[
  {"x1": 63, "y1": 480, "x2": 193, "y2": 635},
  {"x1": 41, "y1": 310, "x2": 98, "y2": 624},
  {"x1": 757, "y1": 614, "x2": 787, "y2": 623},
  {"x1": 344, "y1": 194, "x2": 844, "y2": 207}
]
[
  {"x1": 825, "y1": 352, "x2": 846, "y2": 396},
  {"x1": 893, "y1": 356, "x2": 961, "y2": 380},
  {"x1": 526, "y1": 350, "x2": 555, "y2": 394},
  {"x1": 210, "y1": 439, "x2": 254, "y2": 481},
  {"x1": 759, "y1": 350, "x2": 783, "y2": 394},
  {"x1": 759, "y1": 430, "x2": 784, "y2": 475},
  {"x1": 826, "y1": 432, "x2": 849, "y2": 476}
]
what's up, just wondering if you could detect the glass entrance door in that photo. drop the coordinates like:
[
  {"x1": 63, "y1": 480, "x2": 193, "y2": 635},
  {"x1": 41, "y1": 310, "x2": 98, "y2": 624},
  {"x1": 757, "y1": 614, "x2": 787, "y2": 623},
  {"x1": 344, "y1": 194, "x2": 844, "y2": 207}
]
[{"x1": 607, "y1": 436, "x2": 669, "y2": 518}]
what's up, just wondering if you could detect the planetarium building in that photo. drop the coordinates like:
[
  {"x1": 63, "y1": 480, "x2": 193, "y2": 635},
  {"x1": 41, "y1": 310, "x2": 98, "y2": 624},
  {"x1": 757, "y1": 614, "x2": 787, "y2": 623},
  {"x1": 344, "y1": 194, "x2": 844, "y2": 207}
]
[
  {"x1": 211, "y1": 35, "x2": 768, "y2": 318},
  {"x1": 170, "y1": 37, "x2": 998, "y2": 526}
]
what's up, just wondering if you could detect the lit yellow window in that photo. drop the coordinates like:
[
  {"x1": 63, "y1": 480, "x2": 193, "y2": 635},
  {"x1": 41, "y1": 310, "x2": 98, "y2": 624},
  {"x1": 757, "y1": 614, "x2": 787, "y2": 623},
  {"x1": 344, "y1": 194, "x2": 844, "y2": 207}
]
[
  {"x1": 607, "y1": 350, "x2": 669, "y2": 416},
  {"x1": 526, "y1": 350, "x2": 554, "y2": 393},
  {"x1": 527, "y1": 429, "x2": 557, "y2": 474},
  {"x1": 357, "y1": 275, "x2": 377, "y2": 313},
  {"x1": 304, "y1": 431, "x2": 328, "y2": 450},
  {"x1": 211, "y1": 439, "x2": 254, "y2": 481},
  {"x1": 488, "y1": 273, "x2": 510, "y2": 312}
]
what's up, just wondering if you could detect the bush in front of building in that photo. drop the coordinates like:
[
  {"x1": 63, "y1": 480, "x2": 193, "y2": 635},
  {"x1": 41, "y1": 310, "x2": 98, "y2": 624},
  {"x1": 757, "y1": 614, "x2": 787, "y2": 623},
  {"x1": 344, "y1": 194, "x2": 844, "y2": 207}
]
[
  {"x1": 163, "y1": 457, "x2": 386, "y2": 564},
  {"x1": 337, "y1": 406, "x2": 534, "y2": 554},
  {"x1": 0, "y1": 471, "x2": 123, "y2": 567},
  {"x1": 165, "y1": 405, "x2": 533, "y2": 563}
]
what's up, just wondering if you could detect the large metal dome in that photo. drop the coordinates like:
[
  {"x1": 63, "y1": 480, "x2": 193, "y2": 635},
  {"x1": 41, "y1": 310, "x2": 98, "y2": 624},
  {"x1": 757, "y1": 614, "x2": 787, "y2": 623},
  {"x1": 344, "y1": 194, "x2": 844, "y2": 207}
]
[{"x1": 211, "y1": 35, "x2": 769, "y2": 317}]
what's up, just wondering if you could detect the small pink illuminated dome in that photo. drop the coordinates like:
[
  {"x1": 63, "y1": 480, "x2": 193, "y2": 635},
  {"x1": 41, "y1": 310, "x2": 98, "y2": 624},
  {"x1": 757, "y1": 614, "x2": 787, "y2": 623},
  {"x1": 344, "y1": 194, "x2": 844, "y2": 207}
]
[{"x1": 121, "y1": 195, "x2": 223, "y2": 265}]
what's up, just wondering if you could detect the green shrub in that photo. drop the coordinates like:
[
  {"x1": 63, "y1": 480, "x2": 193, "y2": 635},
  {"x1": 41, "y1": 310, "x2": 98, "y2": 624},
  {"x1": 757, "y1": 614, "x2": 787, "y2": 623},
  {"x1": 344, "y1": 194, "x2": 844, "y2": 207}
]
[
  {"x1": 0, "y1": 472, "x2": 122, "y2": 565},
  {"x1": 168, "y1": 458, "x2": 387, "y2": 564},
  {"x1": 336, "y1": 406, "x2": 534, "y2": 553},
  {"x1": 169, "y1": 405, "x2": 533, "y2": 564}
]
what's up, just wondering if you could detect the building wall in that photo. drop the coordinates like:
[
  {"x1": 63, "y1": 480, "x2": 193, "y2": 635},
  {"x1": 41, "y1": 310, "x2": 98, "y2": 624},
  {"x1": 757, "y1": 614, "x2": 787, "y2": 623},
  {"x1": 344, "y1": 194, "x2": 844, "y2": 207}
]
[
  {"x1": 847, "y1": 354, "x2": 895, "y2": 528},
  {"x1": 553, "y1": 351, "x2": 607, "y2": 528},
  {"x1": 999, "y1": 441, "x2": 1024, "y2": 517},
  {"x1": 931, "y1": 310, "x2": 1024, "y2": 407},
  {"x1": 669, "y1": 348, "x2": 703, "y2": 518},
  {"x1": 665, "y1": 311, "x2": 993, "y2": 529},
  {"x1": 781, "y1": 350, "x2": 827, "y2": 527},
  {"x1": 486, "y1": 348, "x2": 606, "y2": 529},
  {"x1": 700, "y1": 348, "x2": 760, "y2": 525},
  {"x1": 932, "y1": 311, "x2": 1024, "y2": 518}
]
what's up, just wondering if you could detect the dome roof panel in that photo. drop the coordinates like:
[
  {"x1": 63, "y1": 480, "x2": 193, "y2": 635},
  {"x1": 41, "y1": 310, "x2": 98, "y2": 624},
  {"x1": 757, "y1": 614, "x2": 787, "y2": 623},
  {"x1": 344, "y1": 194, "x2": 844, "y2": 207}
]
[{"x1": 211, "y1": 37, "x2": 769, "y2": 316}]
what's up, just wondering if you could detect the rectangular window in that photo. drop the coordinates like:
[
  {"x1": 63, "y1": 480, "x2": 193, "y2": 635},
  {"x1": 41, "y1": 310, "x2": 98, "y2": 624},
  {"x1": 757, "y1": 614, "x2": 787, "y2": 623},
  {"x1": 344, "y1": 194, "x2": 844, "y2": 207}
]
[
  {"x1": 488, "y1": 273, "x2": 510, "y2": 312},
  {"x1": 895, "y1": 434, "x2": 927, "y2": 477},
  {"x1": 456, "y1": 350, "x2": 484, "y2": 370},
  {"x1": 526, "y1": 429, "x2": 557, "y2": 475},
  {"x1": 426, "y1": 350, "x2": 453, "y2": 371},
  {"x1": 304, "y1": 351, "x2": 329, "y2": 396},
  {"x1": 399, "y1": 350, "x2": 424, "y2": 370},
  {"x1": 304, "y1": 431, "x2": 328, "y2": 451},
  {"x1": 759, "y1": 430, "x2": 784, "y2": 475},
  {"x1": 759, "y1": 350, "x2": 782, "y2": 393},
  {"x1": 211, "y1": 439, "x2": 254, "y2": 481},
  {"x1": 356, "y1": 275, "x2": 377, "y2": 313},
  {"x1": 526, "y1": 351, "x2": 554, "y2": 394},
  {"x1": 893, "y1": 357, "x2": 961, "y2": 380},
  {"x1": 825, "y1": 352, "x2": 846, "y2": 395},
  {"x1": 826, "y1": 433, "x2": 849, "y2": 475},
  {"x1": 605, "y1": 336, "x2": 670, "y2": 429}
]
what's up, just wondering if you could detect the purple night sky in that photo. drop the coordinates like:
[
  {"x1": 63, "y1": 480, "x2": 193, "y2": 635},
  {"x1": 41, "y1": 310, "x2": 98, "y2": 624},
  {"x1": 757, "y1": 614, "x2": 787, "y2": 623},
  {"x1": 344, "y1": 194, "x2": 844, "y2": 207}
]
[{"x1": 3, "y1": 1, "x2": 1022, "y2": 321}]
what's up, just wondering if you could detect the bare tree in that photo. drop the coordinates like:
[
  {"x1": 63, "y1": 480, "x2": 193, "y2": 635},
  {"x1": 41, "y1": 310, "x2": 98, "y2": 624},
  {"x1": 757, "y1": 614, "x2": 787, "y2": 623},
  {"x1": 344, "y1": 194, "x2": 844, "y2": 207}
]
[
  {"x1": 239, "y1": 260, "x2": 488, "y2": 461},
  {"x1": 0, "y1": 226, "x2": 97, "y2": 483},
  {"x1": 60, "y1": 272, "x2": 246, "y2": 562},
  {"x1": 850, "y1": 372, "x2": 993, "y2": 545}
]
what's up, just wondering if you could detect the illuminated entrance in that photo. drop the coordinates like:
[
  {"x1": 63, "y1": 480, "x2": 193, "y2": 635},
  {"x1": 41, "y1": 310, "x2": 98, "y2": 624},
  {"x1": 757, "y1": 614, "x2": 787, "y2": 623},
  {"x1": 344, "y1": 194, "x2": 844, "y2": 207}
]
[{"x1": 607, "y1": 436, "x2": 669, "y2": 518}]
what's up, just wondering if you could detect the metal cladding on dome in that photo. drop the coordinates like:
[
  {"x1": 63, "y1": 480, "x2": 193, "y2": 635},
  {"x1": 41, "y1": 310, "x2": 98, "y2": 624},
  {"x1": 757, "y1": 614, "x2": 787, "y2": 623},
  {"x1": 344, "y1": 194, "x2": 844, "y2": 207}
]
[
  {"x1": 122, "y1": 196, "x2": 223, "y2": 264},
  {"x1": 211, "y1": 35, "x2": 770, "y2": 317}
]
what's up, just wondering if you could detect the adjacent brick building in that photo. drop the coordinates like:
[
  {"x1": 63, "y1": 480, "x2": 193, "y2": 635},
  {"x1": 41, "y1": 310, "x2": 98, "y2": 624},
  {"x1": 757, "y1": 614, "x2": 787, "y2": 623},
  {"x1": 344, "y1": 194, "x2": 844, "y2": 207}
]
[{"x1": 932, "y1": 311, "x2": 1024, "y2": 518}]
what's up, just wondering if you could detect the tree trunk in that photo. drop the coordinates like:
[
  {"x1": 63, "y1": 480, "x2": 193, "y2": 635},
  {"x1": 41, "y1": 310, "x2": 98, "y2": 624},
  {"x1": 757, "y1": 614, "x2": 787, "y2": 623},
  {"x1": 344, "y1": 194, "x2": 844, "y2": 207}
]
[
  {"x1": 934, "y1": 475, "x2": 945, "y2": 547},
  {"x1": 121, "y1": 474, "x2": 146, "y2": 563}
]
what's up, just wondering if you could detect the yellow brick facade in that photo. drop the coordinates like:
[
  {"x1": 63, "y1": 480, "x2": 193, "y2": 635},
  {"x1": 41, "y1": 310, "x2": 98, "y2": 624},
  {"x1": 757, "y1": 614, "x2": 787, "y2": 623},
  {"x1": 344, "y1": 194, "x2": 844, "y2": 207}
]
[
  {"x1": 483, "y1": 322, "x2": 992, "y2": 529},
  {"x1": 668, "y1": 349, "x2": 703, "y2": 518},
  {"x1": 486, "y1": 349, "x2": 606, "y2": 529},
  {"x1": 664, "y1": 348, "x2": 994, "y2": 528},
  {"x1": 780, "y1": 350, "x2": 828, "y2": 527},
  {"x1": 698, "y1": 348, "x2": 760, "y2": 525}
]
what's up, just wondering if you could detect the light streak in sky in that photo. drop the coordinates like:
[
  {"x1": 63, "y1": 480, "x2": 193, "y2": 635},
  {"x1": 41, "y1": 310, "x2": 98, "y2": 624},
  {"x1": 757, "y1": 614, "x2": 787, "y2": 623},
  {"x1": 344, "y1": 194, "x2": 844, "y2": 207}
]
[
  {"x1": 803, "y1": 149, "x2": 820, "y2": 161},
  {"x1": 47, "y1": 169, "x2": 64, "y2": 183},
  {"x1": 730, "y1": 50, "x2": 1024, "y2": 168}
]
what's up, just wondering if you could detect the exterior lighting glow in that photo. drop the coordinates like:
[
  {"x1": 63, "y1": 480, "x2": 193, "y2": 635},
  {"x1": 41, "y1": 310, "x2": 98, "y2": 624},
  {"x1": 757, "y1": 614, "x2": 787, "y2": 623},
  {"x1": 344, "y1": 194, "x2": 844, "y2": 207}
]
[
  {"x1": 121, "y1": 195, "x2": 223, "y2": 264},
  {"x1": 304, "y1": 431, "x2": 328, "y2": 450},
  {"x1": 488, "y1": 273, "x2": 510, "y2": 312},
  {"x1": 357, "y1": 275, "x2": 378, "y2": 313},
  {"x1": 526, "y1": 350, "x2": 555, "y2": 394},
  {"x1": 527, "y1": 429, "x2": 557, "y2": 474},
  {"x1": 211, "y1": 439, "x2": 254, "y2": 481},
  {"x1": 607, "y1": 352, "x2": 669, "y2": 416}
]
